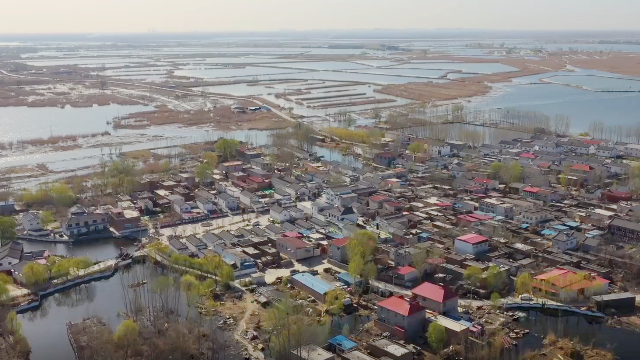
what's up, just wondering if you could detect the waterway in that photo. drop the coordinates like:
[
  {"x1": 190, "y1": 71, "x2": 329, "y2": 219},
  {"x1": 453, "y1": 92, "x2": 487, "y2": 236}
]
[
  {"x1": 18, "y1": 263, "x2": 242, "y2": 360},
  {"x1": 20, "y1": 238, "x2": 137, "y2": 262}
]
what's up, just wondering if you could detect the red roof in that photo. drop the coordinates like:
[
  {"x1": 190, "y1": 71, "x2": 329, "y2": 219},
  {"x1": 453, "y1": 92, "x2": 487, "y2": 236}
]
[
  {"x1": 473, "y1": 178, "x2": 494, "y2": 184},
  {"x1": 582, "y1": 140, "x2": 603, "y2": 145},
  {"x1": 247, "y1": 176, "x2": 264, "y2": 183},
  {"x1": 278, "y1": 237, "x2": 312, "y2": 249},
  {"x1": 427, "y1": 258, "x2": 445, "y2": 265},
  {"x1": 411, "y1": 282, "x2": 457, "y2": 303},
  {"x1": 520, "y1": 152, "x2": 536, "y2": 159},
  {"x1": 538, "y1": 162, "x2": 551, "y2": 169},
  {"x1": 436, "y1": 202, "x2": 453, "y2": 207},
  {"x1": 523, "y1": 186, "x2": 541, "y2": 193},
  {"x1": 571, "y1": 164, "x2": 592, "y2": 172},
  {"x1": 377, "y1": 296, "x2": 425, "y2": 316},
  {"x1": 331, "y1": 237, "x2": 350, "y2": 247},
  {"x1": 469, "y1": 213, "x2": 493, "y2": 221},
  {"x1": 456, "y1": 233, "x2": 488, "y2": 244},
  {"x1": 386, "y1": 202, "x2": 402, "y2": 207},
  {"x1": 396, "y1": 266, "x2": 417, "y2": 275},
  {"x1": 457, "y1": 215, "x2": 479, "y2": 223},
  {"x1": 370, "y1": 195, "x2": 388, "y2": 202},
  {"x1": 283, "y1": 231, "x2": 302, "y2": 238}
]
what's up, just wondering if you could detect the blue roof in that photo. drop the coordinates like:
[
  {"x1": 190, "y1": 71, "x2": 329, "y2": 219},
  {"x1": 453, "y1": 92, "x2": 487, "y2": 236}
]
[
  {"x1": 540, "y1": 229, "x2": 557, "y2": 236},
  {"x1": 553, "y1": 225, "x2": 569, "y2": 230},
  {"x1": 300, "y1": 230, "x2": 312, "y2": 235},
  {"x1": 292, "y1": 273, "x2": 335, "y2": 295},
  {"x1": 520, "y1": 224, "x2": 530, "y2": 229},
  {"x1": 327, "y1": 232, "x2": 345, "y2": 239},
  {"x1": 328, "y1": 335, "x2": 357, "y2": 351},
  {"x1": 337, "y1": 272, "x2": 361, "y2": 285},
  {"x1": 564, "y1": 221, "x2": 580, "y2": 227},
  {"x1": 586, "y1": 230, "x2": 604, "y2": 237}
]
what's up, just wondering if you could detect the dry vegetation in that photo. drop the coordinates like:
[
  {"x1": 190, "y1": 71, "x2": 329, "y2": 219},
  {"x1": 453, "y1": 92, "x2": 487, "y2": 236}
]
[
  {"x1": 114, "y1": 105, "x2": 291, "y2": 131},
  {"x1": 376, "y1": 81, "x2": 491, "y2": 102},
  {"x1": 561, "y1": 51, "x2": 640, "y2": 77},
  {"x1": 522, "y1": 336, "x2": 614, "y2": 360}
]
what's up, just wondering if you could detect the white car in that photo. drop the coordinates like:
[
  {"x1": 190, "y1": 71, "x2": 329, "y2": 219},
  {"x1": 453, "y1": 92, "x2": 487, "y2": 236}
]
[{"x1": 519, "y1": 294, "x2": 534, "y2": 302}]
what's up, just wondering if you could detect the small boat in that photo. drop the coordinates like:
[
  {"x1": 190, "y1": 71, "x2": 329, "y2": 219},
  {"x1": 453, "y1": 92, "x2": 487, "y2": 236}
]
[{"x1": 128, "y1": 280, "x2": 147, "y2": 288}]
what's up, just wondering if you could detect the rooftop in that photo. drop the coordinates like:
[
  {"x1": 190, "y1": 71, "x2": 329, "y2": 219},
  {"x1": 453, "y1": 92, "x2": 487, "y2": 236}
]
[
  {"x1": 292, "y1": 273, "x2": 335, "y2": 295},
  {"x1": 411, "y1": 282, "x2": 457, "y2": 303},
  {"x1": 456, "y1": 233, "x2": 489, "y2": 244},
  {"x1": 377, "y1": 295, "x2": 425, "y2": 316}
]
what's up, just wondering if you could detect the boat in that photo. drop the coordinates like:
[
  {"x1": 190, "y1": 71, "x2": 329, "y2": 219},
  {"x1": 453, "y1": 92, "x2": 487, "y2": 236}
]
[{"x1": 128, "y1": 280, "x2": 147, "y2": 289}]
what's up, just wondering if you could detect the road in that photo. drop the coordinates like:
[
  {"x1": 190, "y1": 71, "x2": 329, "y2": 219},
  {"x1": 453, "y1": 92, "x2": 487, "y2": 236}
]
[{"x1": 234, "y1": 294, "x2": 264, "y2": 360}]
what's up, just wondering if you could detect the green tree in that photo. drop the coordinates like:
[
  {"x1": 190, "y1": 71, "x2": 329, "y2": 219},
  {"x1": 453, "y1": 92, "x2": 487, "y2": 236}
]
[
  {"x1": 427, "y1": 322, "x2": 447, "y2": 352},
  {"x1": 202, "y1": 151, "x2": 219, "y2": 167},
  {"x1": 408, "y1": 142, "x2": 425, "y2": 154},
  {"x1": 41, "y1": 211, "x2": 55, "y2": 227},
  {"x1": 218, "y1": 264, "x2": 235, "y2": 287},
  {"x1": 195, "y1": 163, "x2": 213, "y2": 183},
  {"x1": 484, "y1": 265, "x2": 506, "y2": 291},
  {"x1": 463, "y1": 266, "x2": 482, "y2": 287},
  {"x1": 347, "y1": 230, "x2": 378, "y2": 260},
  {"x1": 490, "y1": 292, "x2": 501, "y2": 305},
  {"x1": 114, "y1": 319, "x2": 139, "y2": 360},
  {"x1": 560, "y1": 173, "x2": 569, "y2": 188},
  {"x1": 506, "y1": 161, "x2": 523, "y2": 184},
  {"x1": 0, "y1": 217, "x2": 16, "y2": 246},
  {"x1": 215, "y1": 138, "x2": 240, "y2": 161},
  {"x1": 490, "y1": 162, "x2": 504, "y2": 180},
  {"x1": 23, "y1": 262, "x2": 48, "y2": 285},
  {"x1": 348, "y1": 255, "x2": 364, "y2": 281},
  {"x1": 515, "y1": 272, "x2": 533, "y2": 295},
  {"x1": 325, "y1": 289, "x2": 346, "y2": 315}
]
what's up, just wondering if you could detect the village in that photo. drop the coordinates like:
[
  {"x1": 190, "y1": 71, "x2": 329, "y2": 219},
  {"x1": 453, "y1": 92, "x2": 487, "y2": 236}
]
[{"x1": 0, "y1": 118, "x2": 640, "y2": 360}]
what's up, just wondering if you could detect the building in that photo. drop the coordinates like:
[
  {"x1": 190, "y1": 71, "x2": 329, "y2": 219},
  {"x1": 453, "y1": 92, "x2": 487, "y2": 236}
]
[
  {"x1": 62, "y1": 205, "x2": 109, "y2": 237},
  {"x1": 216, "y1": 193, "x2": 238, "y2": 212},
  {"x1": 473, "y1": 178, "x2": 499, "y2": 190},
  {"x1": 411, "y1": 281, "x2": 458, "y2": 314},
  {"x1": 219, "y1": 161, "x2": 244, "y2": 173},
  {"x1": 0, "y1": 241, "x2": 22, "y2": 272},
  {"x1": 270, "y1": 205, "x2": 291, "y2": 222},
  {"x1": 375, "y1": 296, "x2": 426, "y2": 340},
  {"x1": 608, "y1": 218, "x2": 640, "y2": 242},
  {"x1": 276, "y1": 237, "x2": 319, "y2": 260},
  {"x1": 624, "y1": 144, "x2": 640, "y2": 157},
  {"x1": 291, "y1": 344, "x2": 335, "y2": 360},
  {"x1": 329, "y1": 237, "x2": 350, "y2": 264},
  {"x1": 592, "y1": 292, "x2": 636, "y2": 313},
  {"x1": 109, "y1": 208, "x2": 143, "y2": 235},
  {"x1": 552, "y1": 231, "x2": 578, "y2": 251},
  {"x1": 396, "y1": 266, "x2": 419, "y2": 285},
  {"x1": 454, "y1": 234, "x2": 490, "y2": 256},
  {"x1": 21, "y1": 212, "x2": 44, "y2": 232},
  {"x1": 374, "y1": 152, "x2": 397, "y2": 167},
  {"x1": 290, "y1": 272, "x2": 335, "y2": 303},
  {"x1": 251, "y1": 157, "x2": 274, "y2": 172},
  {"x1": 368, "y1": 339, "x2": 412, "y2": 360},
  {"x1": 533, "y1": 268, "x2": 609, "y2": 301}
]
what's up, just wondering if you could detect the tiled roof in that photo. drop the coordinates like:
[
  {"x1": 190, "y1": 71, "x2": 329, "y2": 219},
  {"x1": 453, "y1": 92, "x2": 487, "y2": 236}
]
[
  {"x1": 377, "y1": 296, "x2": 425, "y2": 316},
  {"x1": 411, "y1": 282, "x2": 457, "y2": 303},
  {"x1": 456, "y1": 234, "x2": 488, "y2": 244}
]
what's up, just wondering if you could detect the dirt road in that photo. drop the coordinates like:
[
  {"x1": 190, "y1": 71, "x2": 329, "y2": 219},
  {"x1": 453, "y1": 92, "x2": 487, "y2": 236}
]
[{"x1": 234, "y1": 294, "x2": 264, "y2": 360}]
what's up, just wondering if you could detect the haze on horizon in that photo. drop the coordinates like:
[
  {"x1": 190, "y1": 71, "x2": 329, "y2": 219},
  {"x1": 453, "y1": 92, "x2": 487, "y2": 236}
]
[{"x1": 2, "y1": 0, "x2": 639, "y2": 34}]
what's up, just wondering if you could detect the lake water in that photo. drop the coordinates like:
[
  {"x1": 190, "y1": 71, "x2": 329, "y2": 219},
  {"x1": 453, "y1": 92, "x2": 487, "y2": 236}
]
[
  {"x1": 20, "y1": 238, "x2": 138, "y2": 262},
  {"x1": 392, "y1": 62, "x2": 519, "y2": 74},
  {"x1": 544, "y1": 75, "x2": 640, "y2": 92},
  {"x1": 0, "y1": 104, "x2": 154, "y2": 142}
]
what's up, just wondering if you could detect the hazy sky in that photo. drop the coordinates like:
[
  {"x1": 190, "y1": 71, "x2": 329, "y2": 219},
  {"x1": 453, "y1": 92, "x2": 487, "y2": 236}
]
[{"x1": 2, "y1": 0, "x2": 639, "y2": 33}]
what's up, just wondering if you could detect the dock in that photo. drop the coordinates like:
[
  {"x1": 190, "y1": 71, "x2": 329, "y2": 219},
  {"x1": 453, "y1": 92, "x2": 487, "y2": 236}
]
[{"x1": 504, "y1": 303, "x2": 605, "y2": 319}]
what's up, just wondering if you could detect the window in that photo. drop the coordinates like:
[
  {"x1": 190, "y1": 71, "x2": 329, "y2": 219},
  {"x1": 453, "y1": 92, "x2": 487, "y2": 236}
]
[
  {"x1": 75, "y1": 223, "x2": 79, "y2": 227},
  {"x1": 84, "y1": 221, "x2": 89, "y2": 226},
  {"x1": 68, "y1": 224, "x2": 72, "y2": 228},
  {"x1": 93, "y1": 220, "x2": 97, "y2": 224}
]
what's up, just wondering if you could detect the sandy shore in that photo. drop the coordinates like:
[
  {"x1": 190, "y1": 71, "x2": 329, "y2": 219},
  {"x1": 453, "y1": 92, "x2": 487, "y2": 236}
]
[{"x1": 375, "y1": 81, "x2": 491, "y2": 102}]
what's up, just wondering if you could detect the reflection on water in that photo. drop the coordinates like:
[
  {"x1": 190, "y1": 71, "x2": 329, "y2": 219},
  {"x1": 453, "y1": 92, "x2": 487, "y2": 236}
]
[
  {"x1": 401, "y1": 123, "x2": 531, "y2": 145},
  {"x1": 515, "y1": 311, "x2": 640, "y2": 360},
  {"x1": 21, "y1": 238, "x2": 137, "y2": 261}
]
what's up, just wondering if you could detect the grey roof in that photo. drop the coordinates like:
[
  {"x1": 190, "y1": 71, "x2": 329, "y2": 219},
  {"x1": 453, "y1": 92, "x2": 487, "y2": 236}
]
[
  {"x1": 270, "y1": 205, "x2": 285, "y2": 214},
  {"x1": 266, "y1": 224, "x2": 284, "y2": 234},
  {"x1": 217, "y1": 193, "x2": 233, "y2": 201},
  {"x1": 0, "y1": 241, "x2": 22, "y2": 260},
  {"x1": 610, "y1": 218, "x2": 640, "y2": 231}
]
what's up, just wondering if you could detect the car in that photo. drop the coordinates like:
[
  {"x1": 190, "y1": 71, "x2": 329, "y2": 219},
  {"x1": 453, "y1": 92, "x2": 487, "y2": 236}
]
[
  {"x1": 519, "y1": 294, "x2": 534, "y2": 302},
  {"x1": 252, "y1": 221, "x2": 261, "y2": 226}
]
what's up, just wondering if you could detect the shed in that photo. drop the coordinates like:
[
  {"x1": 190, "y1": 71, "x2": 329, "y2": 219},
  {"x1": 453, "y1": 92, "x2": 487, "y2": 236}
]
[
  {"x1": 592, "y1": 292, "x2": 636, "y2": 313},
  {"x1": 328, "y1": 335, "x2": 357, "y2": 353}
]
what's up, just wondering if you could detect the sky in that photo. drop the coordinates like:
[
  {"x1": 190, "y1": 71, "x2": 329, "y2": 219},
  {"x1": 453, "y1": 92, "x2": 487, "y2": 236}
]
[{"x1": 2, "y1": 0, "x2": 639, "y2": 34}]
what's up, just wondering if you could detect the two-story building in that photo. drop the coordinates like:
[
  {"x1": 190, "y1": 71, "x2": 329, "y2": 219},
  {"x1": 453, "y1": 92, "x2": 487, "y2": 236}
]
[
  {"x1": 411, "y1": 282, "x2": 458, "y2": 314},
  {"x1": 62, "y1": 205, "x2": 109, "y2": 237},
  {"x1": 454, "y1": 234, "x2": 490, "y2": 256},
  {"x1": 375, "y1": 296, "x2": 426, "y2": 341}
]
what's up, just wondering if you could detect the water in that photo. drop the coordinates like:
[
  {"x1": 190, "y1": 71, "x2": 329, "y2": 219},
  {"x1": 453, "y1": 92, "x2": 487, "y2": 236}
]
[
  {"x1": 173, "y1": 66, "x2": 310, "y2": 79},
  {"x1": 401, "y1": 123, "x2": 531, "y2": 145},
  {"x1": 0, "y1": 104, "x2": 154, "y2": 142},
  {"x1": 20, "y1": 238, "x2": 137, "y2": 262},
  {"x1": 469, "y1": 82, "x2": 640, "y2": 133},
  {"x1": 345, "y1": 68, "x2": 449, "y2": 79},
  {"x1": 266, "y1": 61, "x2": 371, "y2": 71},
  {"x1": 17, "y1": 57, "x2": 152, "y2": 67},
  {"x1": 543, "y1": 75, "x2": 640, "y2": 92},
  {"x1": 391, "y1": 62, "x2": 519, "y2": 74},
  {"x1": 515, "y1": 311, "x2": 640, "y2": 360}
]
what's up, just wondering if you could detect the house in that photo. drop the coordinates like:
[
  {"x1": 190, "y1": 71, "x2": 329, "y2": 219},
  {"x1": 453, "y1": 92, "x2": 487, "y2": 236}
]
[
  {"x1": 325, "y1": 206, "x2": 358, "y2": 225},
  {"x1": 185, "y1": 234, "x2": 208, "y2": 251},
  {"x1": 0, "y1": 242, "x2": 22, "y2": 272},
  {"x1": 427, "y1": 140, "x2": 451, "y2": 157},
  {"x1": 552, "y1": 231, "x2": 578, "y2": 251},
  {"x1": 473, "y1": 178, "x2": 499, "y2": 190},
  {"x1": 250, "y1": 157, "x2": 274, "y2": 172},
  {"x1": 375, "y1": 296, "x2": 426, "y2": 341},
  {"x1": 276, "y1": 237, "x2": 318, "y2": 260},
  {"x1": 596, "y1": 146, "x2": 618, "y2": 158},
  {"x1": 325, "y1": 186, "x2": 356, "y2": 207},
  {"x1": 239, "y1": 191, "x2": 267, "y2": 211},
  {"x1": 195, "y1": 196, "x2": 216, "y2": 213},
  {"x1": 396, "y1": 266, "x2": 419, "y2": 284},
  {"x1": 411, "y1": 281, "x2": 458, "y2": 314},
  {"x1": 624, "y1": 144, "x2": 640, "y2": 157},
  {"x1": 374, "y1": 152, "x2": 397, "y2": 167},
  {"x1": 533, "y1": 268, "x2": 609, "y2": 301},
  {"x1": 608, "y1": 218, "x2": 640, "y2": 242},
  {"x1": 21, "y1": 212, "x2": 44, "y2": 232},
  {"x1": 62, "y1": 205, "x2": 109, "y2": 237},
  {"x1": 219, "y1": 161, "x2": 244, "y2": 173},
  {"x1": 270, "y1": 205, "x2": 291, "y2": 223},
  {"x1": 169, "y1": 196, "x2": 191, "y2": 214},
  {"x1": 109, "y1": 208, "x2": 143, "y2": 234},
  {"x1": 290, "y1": 272, "x2": 335, "y2": 303},
  {"x1": 454, "y1": 234, "x2": 490, "y2": 256},
  {"x1": 216, "y1": 193, "x2": 238, "y2": 212},
  {"x1": 328, "y1": 237, "x2": 350, "y2": 264}
]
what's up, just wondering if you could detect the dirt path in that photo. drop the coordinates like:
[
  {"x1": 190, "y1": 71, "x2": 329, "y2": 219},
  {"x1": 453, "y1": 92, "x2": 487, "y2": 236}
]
[{"x1": 234, "y1": 294, "x2": 264, "y2": 360}]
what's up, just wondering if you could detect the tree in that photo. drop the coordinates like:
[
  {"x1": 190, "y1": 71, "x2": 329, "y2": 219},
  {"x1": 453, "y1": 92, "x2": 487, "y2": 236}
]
[
  {"x1": 463, "y1": 266, "x2": 482, "y2": 287},
  {"x1": 489, "y1": 162, "x2": 504, "y2": 180},
  {"x1": 23, "y1": 262, "x2": 48, "y2": 285},
  {"x1": 41, "y1": 211, "x2": 55, "y2": 227},
  {"x1": 490, "y1": 292, "x2": 501, "y2": 305},
  {"x1": 427, "y1": 322, "x2": 447, "y2": 352},
  {"x1": 515, "y1": 272, "x2": 533, "y2": 295},
  {"x1": 560, "y1": 173, "x2": 569, "y2": 188},
  {"x1": 114, "y1": 319, "x2": 139, "y2": 360},
  {"x1": 202, "y1": 151, "x2": 219, "y2": 167},
  {"x1": 0, "y1": 217, "x2": 16, "y2": 246},
  {"x1": 195, "y1": 163, "x2": 213, "y2": 183},
  {"x1": 484, "y1": 265, "x2": 506, "y2": 291},
  {"x1": 344, "y1": 115, "x2": 356, "y2": 128},
  {"x1": 214, "y1": 138, "x2": 240, "y2": 161},
  {"x1": 325, "y1": 289, "x2": 346, "y2": 315},
  {"x1": 408, "y1": 142, "x2": 425, "y2": 154},
  {"x1": 347, "y1": 230, "x2": 378, "y2": 260}
]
